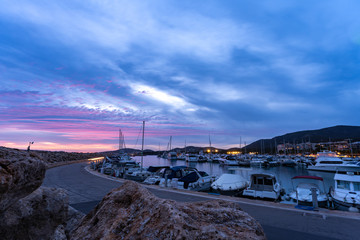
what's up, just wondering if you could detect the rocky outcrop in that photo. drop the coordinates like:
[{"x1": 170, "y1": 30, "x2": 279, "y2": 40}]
[
  {"x1": 0, "y1": 147, "x2": 46, "y2": 212},
  {"x1": 0, "y1": 187, "x2": 68, "y2": 240},
  {"x1": 72, "y1": 181, "x2": 266, "y2": 240},
  {"x1": 0, "y1": 147, "x2": 85, "y2": 240},
  {"x1": 66, "y1": 206, "x2": 85, "y2": 236}
]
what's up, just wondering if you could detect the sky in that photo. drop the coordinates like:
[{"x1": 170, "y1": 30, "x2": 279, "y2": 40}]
[{"x1": 1, "y1": 0, "x2": 360, "y2": 152}]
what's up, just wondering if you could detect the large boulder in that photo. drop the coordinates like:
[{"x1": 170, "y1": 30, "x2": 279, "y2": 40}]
[
  {"x1": 0, "y1": 186, "x2": 69, "y2": 240},
  {"x1": 0, "y1": 147, "x2": 46, "y2": 212},
  {"x1": 72, "y1": 181, "x2": 266, "y2": 240}
]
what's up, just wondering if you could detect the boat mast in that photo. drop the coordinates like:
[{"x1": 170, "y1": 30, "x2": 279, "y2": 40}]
[
  {"x1": 119, "y1": 129, "x2": 121, "y2": 155},
  {"x1": 275, "y1": 138, "x2": 277, "y2": 155},
  {"x1": 209, "y1": 134, "x2": 212, "y2": 156},
  {"x1": 185, "y1": 139, "x2": 187, "y2": 154},
  {"x1": 169, "y1": 136, "x2": 172, "y2": 152},
  {"x1": 141, "y1": 121, "x2": 145, "y2": 172},
  {"x1": 240, "y1": 136, "x2": 242, "y2": 154}
]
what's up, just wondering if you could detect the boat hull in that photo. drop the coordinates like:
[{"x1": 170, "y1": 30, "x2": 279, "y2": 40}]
[
  {"x1": 307, "y1": 165, "x2": 360, "y2": 173},
  {"x1": 242, "y1": 189, "x2": 279, "y2": 200},
  {"x1": 330, "y1": 196, "x2": 360, "y2": 211}
]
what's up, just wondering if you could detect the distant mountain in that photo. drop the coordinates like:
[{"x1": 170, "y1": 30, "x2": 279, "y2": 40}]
[{"x1": 244, "y1": 125, "x2": 360, "y2": 153}]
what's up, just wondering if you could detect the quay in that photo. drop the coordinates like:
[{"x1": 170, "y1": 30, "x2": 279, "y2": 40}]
[{"x1": 42, "y1": 161, "x2": 360, "y2": 240}]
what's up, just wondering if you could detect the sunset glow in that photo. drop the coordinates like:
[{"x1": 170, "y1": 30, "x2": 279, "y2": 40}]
[{"x1": 1, "y1": 1, "x2": 360, "y2": 152}]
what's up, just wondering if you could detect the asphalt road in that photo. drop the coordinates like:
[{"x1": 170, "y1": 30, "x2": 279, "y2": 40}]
[{"x1": 42, "y1": 162, "x2": 360, "y2": 240}]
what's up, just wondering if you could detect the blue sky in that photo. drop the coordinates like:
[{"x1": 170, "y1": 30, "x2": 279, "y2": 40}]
[{"x1": 1, "y1": 0, "x2": 360, "y2": 152}]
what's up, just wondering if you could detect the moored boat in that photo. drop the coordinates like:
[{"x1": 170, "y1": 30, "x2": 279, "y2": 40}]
[
  {"x1": 123, "y1": 165, "x2": 170, "y2": 182},
  {"x1": 168, "y1": 151, "x2": 178, "y2": 161},
  {"x1": 211, "y1": 173, "x2": 248, "y2": 196},
  {"x1": 186, "y1": 154, "x2": 198, "y2": 162},
  {"x1": 288, "y1": 175, "x2": 329, "y2": 208},
  {"x1": 178, "y1": 169, "x2": 215, "y2": 191},
  {"x1": 329, "y1": 172, "x2": 360, "y2": 212},
  {"x1": 307, "y1": 151, "x2": 360, "y2": 173},
  {"x1": 242, "y1": 173, "x2": 283, "y2": 200}
]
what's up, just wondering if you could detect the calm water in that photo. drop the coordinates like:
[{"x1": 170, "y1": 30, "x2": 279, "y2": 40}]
[{"x1": 133, "y1": 155, "x2": 335, "y2": 193}]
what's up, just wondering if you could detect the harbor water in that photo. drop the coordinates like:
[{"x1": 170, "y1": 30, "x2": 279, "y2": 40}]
[{"x1": 132, "y1": 155, "x2": 336, "y2": 195}]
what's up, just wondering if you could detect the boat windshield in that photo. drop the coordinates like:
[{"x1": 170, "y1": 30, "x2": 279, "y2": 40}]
[
  {"x1": 317, "y1": 151, "x2": 338, "y2": 158},
  {"x1": 337, "y1": 180, "x2": 351, "y2": 190},
  {"x1": 319, "y1": 161, "x2": 343, "y2": 164},
  {"x1": 354, "y1": 182, "x2": 360, "y2": 191}
]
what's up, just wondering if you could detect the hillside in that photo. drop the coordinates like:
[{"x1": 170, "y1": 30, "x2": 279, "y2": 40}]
[{"x1": 244, "y1": 125, "x2": 360, "y2": 153}]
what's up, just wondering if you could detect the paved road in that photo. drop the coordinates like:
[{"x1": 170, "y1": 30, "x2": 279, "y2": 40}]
[{"x1": 43, "y1": 162, "x2": 360, "y2": 240}]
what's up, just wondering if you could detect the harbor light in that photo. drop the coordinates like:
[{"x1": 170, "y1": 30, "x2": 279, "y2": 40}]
[{"x1": 88, "y1": 157, "x2": 104, "y2": 161}]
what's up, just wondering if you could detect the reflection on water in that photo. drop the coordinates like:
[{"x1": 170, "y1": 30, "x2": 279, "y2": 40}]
[{"x1": 133, "y1": 155, "x2": 336, "y2": 192}]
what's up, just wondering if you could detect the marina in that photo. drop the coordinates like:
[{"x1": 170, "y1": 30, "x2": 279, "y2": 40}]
[
  {"x1": 90, "y1": 153, "x2": 360, "y2": 212},
  {"x1": 42, "y1": 161, "x2": 360, "y2": 240},
  {"x1": 131, "y1": 155, "x2": 335, "y2": 191}
]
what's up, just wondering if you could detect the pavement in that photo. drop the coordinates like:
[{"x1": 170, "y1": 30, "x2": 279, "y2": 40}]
[{"x1": 42, "y1": 161, "x2": 360, "y2": 240}]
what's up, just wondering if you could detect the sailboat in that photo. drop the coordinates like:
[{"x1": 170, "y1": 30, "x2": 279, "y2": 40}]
[
  {"x1": 166, "y1": 136, "x2": 177, "y2": 161},
  {"x1": 123, "y1": 121, "x2": 153, "y2": 182},
  {"x1": 100, "y1": 129, "x2": 137, "y2": 176}
]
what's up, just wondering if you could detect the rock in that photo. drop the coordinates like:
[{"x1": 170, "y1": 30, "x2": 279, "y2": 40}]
[
  {"x1": 0, "y1": 147, "x2": 46, "y2": 212},
  {"x1": 52, "y1": 225, "x2": 67, "y2": 240},
  {"x1": 72, "y1": 181, "x2": 266, "y2": 240},
  {"x1": 66, "y1": 206, "x2": 85, "y2": 236},
  {"x1": 0, "y1": 187, "x2": 68, "y2": 240}
]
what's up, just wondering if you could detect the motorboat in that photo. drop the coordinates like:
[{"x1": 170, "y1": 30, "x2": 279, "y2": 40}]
[
  {"x1": 210, "y1": 155, "x2": 223, "y2": 163},
  {"x1": 249, "y1": 157, "x2": 266, "y2": 167},
  {"x1": 219, "y1": 155, "x2": 239, "y2": 166},
  {"x1": 142, "y1": 167, "x2": 170, "y2": 185},
  {"x1": 144, "y1": 166, "x2": 188, "y2": 186},
  {"x1": 197, "y1": 155, "x2": 208, "y2": 163},
  {"x1": 211, "y1": 173, "x2": 248, "y2": 196},
  {"x1": 123, "y1": 168, "x2": 153, "y2": 182},
  {"x1": 157, "y1": 166, "x2": 191, "y2": 187},
  {"x1": 288, "y1": 175, "x2": 329, "y2": 208},
  {"x1": 237, "y1": 160, "x2": 251, "y2": 167},
  {"x1": 177, "y1": 169, "x2": 215, "y2": 191},
  {"x1": 281, "y1": 158, "x2": 297, "y2": 167},
  {"x1": 242, "y1": 173, "x2": 283, "y2": 200},
  {"x1": 329, "y1": 172, "x2": 360, "y2": 212},
  {"x1": 123, "y1": 166, "x2": 170, "y2": 182},
  {"x1": 98, "y1": 156, "x2": 138, "y2": 177},
  {"x1": 167, "y1": 152, "x2": 178, "y2": 161},
  {"x1": 149, "y1": 166, "x2": 214, "y2": 192},
  {"x1": 176, "y1": 153, "x2": 186, "y2": 161},
  {"x1": 307, "y1": 151, "x2": 360, "y2": 173},
  {"x1": 186, "y1": 154, "x2": 198, "y2": 162}
]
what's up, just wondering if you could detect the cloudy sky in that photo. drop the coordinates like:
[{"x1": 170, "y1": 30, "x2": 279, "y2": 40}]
[{"x1": 1, "y1": 0, "x2": 360, "y2": 152}]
